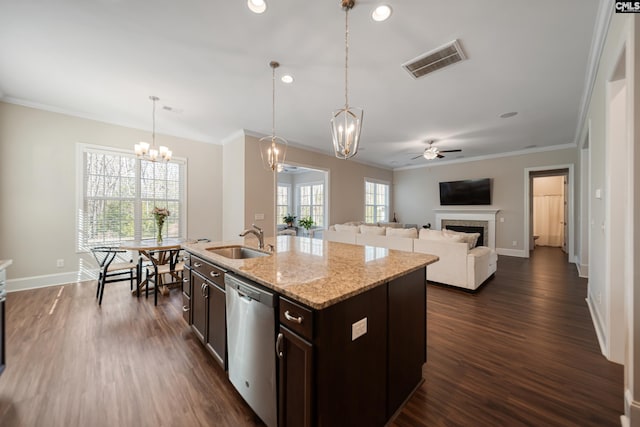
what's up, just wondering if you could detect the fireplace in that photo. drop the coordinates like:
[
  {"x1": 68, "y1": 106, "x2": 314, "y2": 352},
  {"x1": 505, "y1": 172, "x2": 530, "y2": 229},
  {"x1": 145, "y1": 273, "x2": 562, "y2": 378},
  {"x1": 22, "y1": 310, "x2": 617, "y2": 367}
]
[{"x1": 434, "y1": 209, "x2": 499, "y2": 249}]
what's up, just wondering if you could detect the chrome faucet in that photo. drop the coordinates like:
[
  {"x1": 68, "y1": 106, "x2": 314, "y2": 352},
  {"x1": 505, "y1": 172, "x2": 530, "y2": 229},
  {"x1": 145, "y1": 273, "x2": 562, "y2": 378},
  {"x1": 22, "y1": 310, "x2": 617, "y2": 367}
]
[{"x1": 239, "y1": 224, "x2": 264, "y2": 249}]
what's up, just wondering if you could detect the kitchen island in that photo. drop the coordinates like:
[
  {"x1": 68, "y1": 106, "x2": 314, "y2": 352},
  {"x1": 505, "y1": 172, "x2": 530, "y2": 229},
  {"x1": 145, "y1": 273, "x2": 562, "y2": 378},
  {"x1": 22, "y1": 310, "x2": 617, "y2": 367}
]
[{"x1": 182, "y1": 236, "x2": 438, "y2": 427}]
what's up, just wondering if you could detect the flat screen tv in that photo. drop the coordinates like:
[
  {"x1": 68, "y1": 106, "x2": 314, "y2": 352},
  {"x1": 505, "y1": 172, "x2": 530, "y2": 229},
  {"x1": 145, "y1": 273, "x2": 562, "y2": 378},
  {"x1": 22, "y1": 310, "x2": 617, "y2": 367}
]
[{"x1": 439, "y1": 178, "x2": 491, "y2": 205}]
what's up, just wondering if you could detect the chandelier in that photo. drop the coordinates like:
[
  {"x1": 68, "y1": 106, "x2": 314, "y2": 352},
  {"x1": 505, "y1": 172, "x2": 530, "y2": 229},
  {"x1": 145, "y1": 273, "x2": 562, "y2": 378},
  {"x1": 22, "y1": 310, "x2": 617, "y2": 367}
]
[
  {"x1": 134, "y1": 95, "x2": 172, "y2": 162},
  {"x1": 330, "y1": 0, "x2": 363, "y2": 160},
  {"x1": 259, "y1": 61, "x2": 288, "y2": 171}
]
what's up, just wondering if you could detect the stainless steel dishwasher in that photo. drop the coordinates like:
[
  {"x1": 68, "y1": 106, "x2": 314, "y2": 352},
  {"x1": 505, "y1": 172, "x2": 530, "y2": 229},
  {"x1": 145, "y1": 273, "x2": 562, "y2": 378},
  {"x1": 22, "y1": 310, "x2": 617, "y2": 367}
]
[{"x1": 225, "y1": 273, "x2": 277, "y2": 427}]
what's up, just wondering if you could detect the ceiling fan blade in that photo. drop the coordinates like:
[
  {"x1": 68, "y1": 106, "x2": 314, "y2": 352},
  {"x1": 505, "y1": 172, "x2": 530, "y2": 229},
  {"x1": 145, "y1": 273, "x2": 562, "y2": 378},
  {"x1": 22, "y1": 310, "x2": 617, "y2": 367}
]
[
  {"x1": 411, "y1": 154, "x2": 424, "y2": 160},
  {"x1": 437, "y1": 154, "x2": 445, "y2": 158},
  {"x1": 439, "y1": 149, "x2": 462, "y2": 153}
]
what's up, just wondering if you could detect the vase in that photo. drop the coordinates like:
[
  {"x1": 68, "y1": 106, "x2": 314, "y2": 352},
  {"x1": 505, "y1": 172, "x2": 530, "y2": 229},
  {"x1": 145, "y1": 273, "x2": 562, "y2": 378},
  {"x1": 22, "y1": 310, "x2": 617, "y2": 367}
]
[{"x1": 156, "y1": 221, "x2": 164, "y2": 243}]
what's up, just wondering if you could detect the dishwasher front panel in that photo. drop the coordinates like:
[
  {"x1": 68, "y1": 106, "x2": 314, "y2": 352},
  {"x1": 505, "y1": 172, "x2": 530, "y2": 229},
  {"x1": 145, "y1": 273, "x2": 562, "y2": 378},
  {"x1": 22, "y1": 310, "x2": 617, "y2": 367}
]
[{"x1": 225, "y1": 274, "x2": 277, "y2": 427}]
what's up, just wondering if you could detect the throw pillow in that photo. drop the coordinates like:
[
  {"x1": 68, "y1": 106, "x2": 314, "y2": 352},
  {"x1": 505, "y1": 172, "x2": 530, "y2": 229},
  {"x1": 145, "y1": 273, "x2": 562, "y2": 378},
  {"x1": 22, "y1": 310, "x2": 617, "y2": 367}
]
[
  {"x1": 443, "y1": 229, "x2": 481, "y2": 249},
  {"x1": 386, "y1": 227, "x2": 418, "y2": 239},
  {"x1": 335, "y1": 224, "x2": 360, "y2": 233},
  {"x1": 360, "y1": 224, "x2": 386, "y2": 235}
]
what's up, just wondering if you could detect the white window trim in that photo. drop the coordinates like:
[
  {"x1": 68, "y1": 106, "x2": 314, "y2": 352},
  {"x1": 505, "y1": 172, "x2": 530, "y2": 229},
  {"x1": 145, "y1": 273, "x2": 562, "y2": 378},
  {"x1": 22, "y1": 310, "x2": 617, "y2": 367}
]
[
  {"x1": 277, "y1": 183, "x2": 292, "y2": 224},
  {"x1": 295, "y1": 180, "x2": 326, "y2": 228},
  {"x1": 75, "y1": 143, "x2": 188, "y2": 252},
  {"x1": 364, "y1": 177, "x2": 391, "y2": 223}
]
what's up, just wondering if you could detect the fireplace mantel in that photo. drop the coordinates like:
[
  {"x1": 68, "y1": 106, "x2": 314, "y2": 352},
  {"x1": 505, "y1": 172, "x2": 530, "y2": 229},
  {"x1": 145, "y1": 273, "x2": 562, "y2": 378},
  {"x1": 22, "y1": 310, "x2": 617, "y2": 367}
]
[
  {"x1": 433, "y1": 208, "x2": 500, "y2": 249},
  {"x1": 433, "y1": 208, "x2": 500, "y2": 215}
]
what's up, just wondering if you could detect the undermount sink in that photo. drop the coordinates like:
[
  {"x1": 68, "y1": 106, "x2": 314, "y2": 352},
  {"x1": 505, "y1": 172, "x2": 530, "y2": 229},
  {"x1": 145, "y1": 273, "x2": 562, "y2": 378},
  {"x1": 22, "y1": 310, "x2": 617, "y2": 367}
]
[{"x1": 206, "y1": 245, "x2": 270, "y2": 259}]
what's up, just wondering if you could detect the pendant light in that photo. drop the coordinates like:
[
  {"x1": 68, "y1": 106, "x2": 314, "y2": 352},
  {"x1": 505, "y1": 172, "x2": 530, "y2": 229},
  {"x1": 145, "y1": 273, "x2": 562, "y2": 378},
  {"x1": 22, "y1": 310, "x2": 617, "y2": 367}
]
[
  {"x1": 134, "y1": 95, "x2": 172, "y2": 162},
  {"x1": 259, "y1": 61, "x2": 288, "y2": 171},
  {"x1": 330, "y1": 0, "x2": 363, "y2": 160}
]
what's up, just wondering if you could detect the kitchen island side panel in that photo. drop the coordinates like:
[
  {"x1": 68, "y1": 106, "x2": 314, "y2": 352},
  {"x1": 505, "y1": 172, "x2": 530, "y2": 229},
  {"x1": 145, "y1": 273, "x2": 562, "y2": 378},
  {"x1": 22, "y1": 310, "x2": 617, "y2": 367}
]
[{"x1": 315, "y1": 283, "x2": 388, "y2": 427}]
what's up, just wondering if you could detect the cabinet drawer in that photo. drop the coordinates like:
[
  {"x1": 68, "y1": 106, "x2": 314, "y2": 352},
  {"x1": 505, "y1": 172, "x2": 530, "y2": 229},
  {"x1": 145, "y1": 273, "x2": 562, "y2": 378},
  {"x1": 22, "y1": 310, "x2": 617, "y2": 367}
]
[
  {"x1": 182, "y1": 292, "x2": 191, "y2": 324},
  {"x1": 191, "y1": 256, "x2": 226, "y2": 287},
  {"x1": 279, "y1": 297, "x2": 313, "y2": 341}
]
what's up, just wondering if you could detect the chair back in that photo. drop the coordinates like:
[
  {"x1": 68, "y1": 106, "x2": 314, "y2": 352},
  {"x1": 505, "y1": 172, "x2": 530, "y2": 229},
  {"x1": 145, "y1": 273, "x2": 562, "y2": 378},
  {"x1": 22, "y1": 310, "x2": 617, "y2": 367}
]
[{"x1": 91, "y1": 247, "x2": 126, "y2": 269}]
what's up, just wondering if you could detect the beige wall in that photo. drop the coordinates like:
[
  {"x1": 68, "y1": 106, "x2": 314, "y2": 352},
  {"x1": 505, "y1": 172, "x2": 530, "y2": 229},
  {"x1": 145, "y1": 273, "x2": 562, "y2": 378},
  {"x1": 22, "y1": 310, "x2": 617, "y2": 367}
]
[
  {"x1": 393, "y1": 148, "x2": 579, "y2": 254},
  {"x1": 222, "y1": 132, "x2": 246, "y2": 241},
  {"x1": 0, "y1": 102, "x2": 222, "y2": 287},
  {"x1": 242, "y1": 136, "x2": 393, "y2": 236}
]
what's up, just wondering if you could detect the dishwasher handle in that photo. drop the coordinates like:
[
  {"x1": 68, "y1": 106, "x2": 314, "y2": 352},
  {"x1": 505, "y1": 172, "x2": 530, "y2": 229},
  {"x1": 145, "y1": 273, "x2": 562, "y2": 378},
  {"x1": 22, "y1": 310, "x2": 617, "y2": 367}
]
[{"x1": 225, "y1": 274, "x2": 275, "y2": 307}]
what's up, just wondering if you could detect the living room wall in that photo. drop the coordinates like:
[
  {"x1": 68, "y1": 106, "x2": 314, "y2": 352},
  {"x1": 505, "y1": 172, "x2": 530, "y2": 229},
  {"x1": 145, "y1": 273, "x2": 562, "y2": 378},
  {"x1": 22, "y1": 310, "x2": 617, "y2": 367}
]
[
  {"x1": 393, "y1": 147, "x2": 579, "y2": 256},
  {"x1": 242, "y1": 135, "x2": 393, "y2": 236}
]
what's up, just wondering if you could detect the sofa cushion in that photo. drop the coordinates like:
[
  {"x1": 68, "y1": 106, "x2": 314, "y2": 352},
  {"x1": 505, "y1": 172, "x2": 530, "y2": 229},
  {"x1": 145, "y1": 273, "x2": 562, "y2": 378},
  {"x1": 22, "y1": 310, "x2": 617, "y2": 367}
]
[
  {"x1": 335, "y1": 224, "x2": 360, "y2": 233},
  {"x1": 360, "y1": 224, "x2": 386, "y2": 235},
  {"x1": 386, "y1": 227, "x2": 417, "y2": 239},
  {"x1": 419, "y1": 229, "x2": 465, "y2": 243},
  {"x1": 443, "y1": 229, "x2": 481, "y2": 249}
]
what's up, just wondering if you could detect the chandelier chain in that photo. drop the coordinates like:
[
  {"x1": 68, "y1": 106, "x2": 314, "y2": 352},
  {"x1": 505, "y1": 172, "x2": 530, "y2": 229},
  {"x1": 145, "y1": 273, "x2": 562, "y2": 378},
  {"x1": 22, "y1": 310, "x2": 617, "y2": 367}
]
[
  {"x1": 151, "y1": 96, "x2": 156, "y2": 147},
  {"x1": 344, "y1": 7, "x2": 349, "y2": 108},
  {"x1": 272, "y1": 63, "x2": 276, "y2": 137}
]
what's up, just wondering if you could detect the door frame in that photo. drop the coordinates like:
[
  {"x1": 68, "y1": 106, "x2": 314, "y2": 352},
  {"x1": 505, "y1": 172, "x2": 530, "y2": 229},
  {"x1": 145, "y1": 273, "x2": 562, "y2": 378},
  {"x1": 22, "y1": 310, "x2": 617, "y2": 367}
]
[{"x1": 523, "y1": 164, "x2": 574, "y2": 261}]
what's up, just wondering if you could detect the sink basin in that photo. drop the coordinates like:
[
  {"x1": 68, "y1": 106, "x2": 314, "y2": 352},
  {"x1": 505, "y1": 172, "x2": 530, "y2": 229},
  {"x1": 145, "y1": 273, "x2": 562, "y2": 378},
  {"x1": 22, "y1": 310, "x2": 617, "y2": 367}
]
[{"x1": 206, "y1": 246, "x2": 270, "y2": 259}]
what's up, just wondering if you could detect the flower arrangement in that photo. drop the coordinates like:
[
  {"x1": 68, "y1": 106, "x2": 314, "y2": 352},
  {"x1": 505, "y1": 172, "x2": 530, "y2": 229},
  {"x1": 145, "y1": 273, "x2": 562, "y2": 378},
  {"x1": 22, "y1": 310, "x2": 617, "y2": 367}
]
[{"x1": 153, "y1": 207, "x2": 170, "y2": 242}]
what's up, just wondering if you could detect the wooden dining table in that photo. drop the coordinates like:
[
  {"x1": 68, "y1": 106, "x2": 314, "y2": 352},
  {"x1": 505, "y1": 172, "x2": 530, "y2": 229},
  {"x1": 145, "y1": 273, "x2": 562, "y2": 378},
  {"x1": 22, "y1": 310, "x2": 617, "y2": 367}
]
[{"x1": 120, "y1": 238, "x2": 184, "y2": 296}]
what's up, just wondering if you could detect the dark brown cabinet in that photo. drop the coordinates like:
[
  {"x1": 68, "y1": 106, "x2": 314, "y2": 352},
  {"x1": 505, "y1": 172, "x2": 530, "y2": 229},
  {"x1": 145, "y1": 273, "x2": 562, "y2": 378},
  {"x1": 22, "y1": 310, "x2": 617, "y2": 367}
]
[
  {"x1": 189, "y1": 255, "x2": 227, "y2": 369},
  {"x1": 277, "y1": 268, "x2": 427, "y2": 427},
  {"x1": 278, "y1": 298, "x2": 314, "y2": 427},
  {"x1": 205, "y1": 281, "x2": 226, "y2": 367}
]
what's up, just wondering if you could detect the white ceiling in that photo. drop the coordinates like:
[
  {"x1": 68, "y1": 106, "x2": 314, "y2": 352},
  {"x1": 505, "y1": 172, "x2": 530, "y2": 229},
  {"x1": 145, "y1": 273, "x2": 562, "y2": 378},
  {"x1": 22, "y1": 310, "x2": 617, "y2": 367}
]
[{"x1": 0, "y1": 0, "x2": 602, "y2": 169}]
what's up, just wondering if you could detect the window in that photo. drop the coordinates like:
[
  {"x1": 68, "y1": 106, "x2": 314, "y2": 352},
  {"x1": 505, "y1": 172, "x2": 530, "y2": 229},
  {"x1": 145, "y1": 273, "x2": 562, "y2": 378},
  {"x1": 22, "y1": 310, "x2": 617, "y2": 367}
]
[
  {"x1": 365, "y1": 179, "x2": 389, "y2": 223},
  {"x1": 298, "y1": 183, "x2": 324, "y2": 227},
  {"x1": 277, "y1": 184, "x2": 291, "y2": 225},
  {"x1": 78, "y1": 144, "x2": 186, "y2": 250}
]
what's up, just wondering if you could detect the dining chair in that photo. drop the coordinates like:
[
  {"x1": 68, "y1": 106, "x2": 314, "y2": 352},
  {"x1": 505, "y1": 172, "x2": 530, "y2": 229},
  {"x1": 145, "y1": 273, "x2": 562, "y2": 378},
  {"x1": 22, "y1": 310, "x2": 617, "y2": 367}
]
[
  {"x1": 145, "y1": 248, "x2": 185, "y2": 305},
  {"x1": 91, "y1": 247, "x2": 140, "y2": 305}
]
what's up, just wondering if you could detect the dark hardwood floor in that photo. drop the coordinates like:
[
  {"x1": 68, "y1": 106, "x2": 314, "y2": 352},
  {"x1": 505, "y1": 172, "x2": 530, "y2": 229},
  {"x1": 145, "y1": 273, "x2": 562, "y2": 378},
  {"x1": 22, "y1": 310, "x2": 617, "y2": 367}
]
[
  {"x1": 393, "y1": 247, "x2": 623, "y2": 427},
  {"x1": 0, "y1": 247, "x2": 623, "y2": 426}
]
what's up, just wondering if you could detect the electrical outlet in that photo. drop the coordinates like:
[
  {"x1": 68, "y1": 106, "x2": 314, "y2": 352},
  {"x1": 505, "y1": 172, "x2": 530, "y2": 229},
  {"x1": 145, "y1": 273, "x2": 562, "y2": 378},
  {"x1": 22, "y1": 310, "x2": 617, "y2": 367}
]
[
  {"x1": 56, "y1": 259, "x2": 64, "y2": 268},
  {"x1": 500, "y1": 217, "x2": 505, "y2": 223},
  {"x1": 254, "y1": 213, "x2": 265, "y2": 220},
  {"x1": 597, "y1": 292, "x2": 601, "y2": 304},
  {"x1": 351, "y1": 317, "x2": 367, "y2": 341},
  {"x1": 512, "y1": 241, "x2": 517, "y2": 247}
]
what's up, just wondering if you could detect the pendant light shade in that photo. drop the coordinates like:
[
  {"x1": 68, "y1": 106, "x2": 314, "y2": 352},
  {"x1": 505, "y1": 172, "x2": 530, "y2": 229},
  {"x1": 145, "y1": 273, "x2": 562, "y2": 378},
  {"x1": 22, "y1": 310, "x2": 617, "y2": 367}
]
[
  {"x1": 259, "y1": 61, "x2": 287, "y2": 171},
  {"x1": 330, "y1": 0, "x2": 363, "y2": 160}
]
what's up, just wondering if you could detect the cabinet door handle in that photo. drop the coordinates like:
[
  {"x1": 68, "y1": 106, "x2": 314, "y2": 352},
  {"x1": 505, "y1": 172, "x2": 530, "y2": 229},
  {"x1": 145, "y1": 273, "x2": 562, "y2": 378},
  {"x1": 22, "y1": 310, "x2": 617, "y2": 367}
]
[
  {"x1": 210, "y1": 271, "x2": 220, "y2": 278},
  {"x1": 194, "y1": 262, "x2": 202, "y2": 268},
  {"x1": 183, "y1": 278, "x2": 189, "y2": 283},
  {"x1": 276, "y1": 332, "x2": 284, "y2": 359},
  {"x1": 201, "y1": 283, "x2": 206, "y2": 297},
  {"x1": 284, "y1": 310, "x2": 303, "y2": 324},
  {"x1": 182, "y1": 305, "x2": 190, "y2": 312}
]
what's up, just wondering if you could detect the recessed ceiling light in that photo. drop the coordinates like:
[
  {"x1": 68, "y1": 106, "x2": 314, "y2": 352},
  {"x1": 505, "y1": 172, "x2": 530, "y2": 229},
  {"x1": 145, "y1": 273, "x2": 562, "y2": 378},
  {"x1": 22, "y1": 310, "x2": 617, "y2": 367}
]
[
  {"x1": 281, "y1": 75, "x2": 294, "y2": 84},
  {"x1": 499, "y1": 111, "x2": 518, "y2": 119},
  {"x1": 372, "y1": 5, "x2": 392, "y2": 21},
  {"x1": 247, "y1": 0, "x2": 266, "y2": 14}
]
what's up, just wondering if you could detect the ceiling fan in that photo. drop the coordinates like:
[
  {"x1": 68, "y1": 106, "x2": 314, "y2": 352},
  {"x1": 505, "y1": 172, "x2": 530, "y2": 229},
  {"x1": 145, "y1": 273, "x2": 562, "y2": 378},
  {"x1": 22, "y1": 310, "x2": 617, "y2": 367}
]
[{"x1": 411, "y1": 140, "x2": 461, "y2": 160}]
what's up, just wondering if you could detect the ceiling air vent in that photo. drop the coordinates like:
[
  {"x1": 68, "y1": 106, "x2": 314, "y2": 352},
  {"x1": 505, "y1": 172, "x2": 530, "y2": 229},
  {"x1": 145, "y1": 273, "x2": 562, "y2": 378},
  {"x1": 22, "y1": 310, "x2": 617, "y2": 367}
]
[{"x1": 402, "y1": 39, "x2": 466, "y2": 79}]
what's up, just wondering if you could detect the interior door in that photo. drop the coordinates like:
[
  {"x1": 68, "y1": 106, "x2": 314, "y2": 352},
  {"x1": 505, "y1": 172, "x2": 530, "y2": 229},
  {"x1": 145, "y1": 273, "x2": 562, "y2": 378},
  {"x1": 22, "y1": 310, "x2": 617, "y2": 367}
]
[{"x1": 563, "y1": 175, "x2": 568, "y2": 253}]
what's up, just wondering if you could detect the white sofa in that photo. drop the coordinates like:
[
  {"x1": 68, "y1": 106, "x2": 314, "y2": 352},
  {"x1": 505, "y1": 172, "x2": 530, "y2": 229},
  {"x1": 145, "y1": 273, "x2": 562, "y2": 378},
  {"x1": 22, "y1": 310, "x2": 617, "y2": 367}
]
[{"x1": 323, "y1": 224, "x2": 497, "y2": 290}]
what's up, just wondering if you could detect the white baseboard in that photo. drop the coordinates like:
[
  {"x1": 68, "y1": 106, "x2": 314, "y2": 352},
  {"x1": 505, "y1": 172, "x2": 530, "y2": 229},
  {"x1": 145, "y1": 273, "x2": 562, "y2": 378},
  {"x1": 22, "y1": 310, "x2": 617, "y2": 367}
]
[
  {"x1": 7, "y1": 270, "x2": 96, "y2": 292},
  {"x1": 496, "y1": 248, "x2": 527, "y2": 257},
  {"x1": 586, "y1": 294, "x2": 607, "y2": 357},
  {"x1": 576, "y1": 263, "x2": 589, "y2": 278}
]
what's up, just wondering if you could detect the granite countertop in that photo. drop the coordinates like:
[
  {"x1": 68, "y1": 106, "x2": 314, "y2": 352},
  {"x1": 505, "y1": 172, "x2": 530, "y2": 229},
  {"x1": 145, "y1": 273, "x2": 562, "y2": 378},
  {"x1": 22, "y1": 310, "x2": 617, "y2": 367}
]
[{"x1": 182, "y1": 236, "x2": 438, "y2": 310}]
